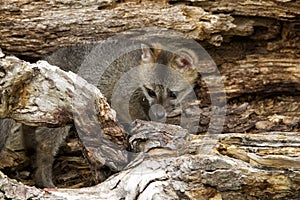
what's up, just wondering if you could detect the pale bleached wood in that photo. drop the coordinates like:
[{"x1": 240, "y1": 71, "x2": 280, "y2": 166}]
[
  {"x1": 0, "y1": 1, "x2": 235, "y2": 58},
  {"x1": 1, "y1": 119, "x2": 299, "y2": 199},
  {"x1": 0, "y1": 54, "x2": 129, "y2": 174},
  {"x1": 0, "y1": 0, "x2": 299, "y2": 199}
]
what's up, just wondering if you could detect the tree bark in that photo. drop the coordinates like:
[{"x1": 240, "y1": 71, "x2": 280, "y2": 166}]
[
  {"x1": 0, "y1": 0, "x2": 299, "y2": 199},
  {"x1": 0, "y1": 49, "x2": 299, "y2": 199},
  {"x1": 0, "y1": 119, "x2": 299, "y2": 199},
  {"x1": 0, "y1": 54, "x2": 129, "y2": 175},
  {"x1": 1, "y1": 0, "x2": 299, "y2": 97}
]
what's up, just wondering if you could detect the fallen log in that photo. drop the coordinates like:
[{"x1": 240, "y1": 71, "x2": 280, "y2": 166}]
[{"x1": 0, "y1": 53, "x2": 129, "y2": 174}]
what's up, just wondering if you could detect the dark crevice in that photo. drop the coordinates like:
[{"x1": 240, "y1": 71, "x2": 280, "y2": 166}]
[{"x1": 227, "y1": 90, "x2": 300, "y2": 104}]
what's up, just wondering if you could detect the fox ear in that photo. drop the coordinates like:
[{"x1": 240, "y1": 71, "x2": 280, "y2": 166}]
[
  {"x1": 173, "y1": 50, "x2": 198, "y2": 84},
  {"x1": 141, "y1": 44, "x2": 153, "y2": 62},
  {"x1": 174, "y1": 51, "x2": 196, "y2": 70}
]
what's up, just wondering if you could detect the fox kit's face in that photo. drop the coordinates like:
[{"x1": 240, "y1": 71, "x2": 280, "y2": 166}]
[{"x1": 138, "y1": 43, "x2": 198, "y2": 122}]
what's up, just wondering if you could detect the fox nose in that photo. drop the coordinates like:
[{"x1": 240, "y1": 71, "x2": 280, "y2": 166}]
[
  {"x1": 156, "y1": 109, "x2": 165, "y2": 119},
  {"x1": 149, "y1": 104, "x2": 166, "y2": 122}
]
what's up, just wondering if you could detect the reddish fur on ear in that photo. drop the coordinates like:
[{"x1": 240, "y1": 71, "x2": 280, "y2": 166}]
[
  {"x1": 174, "y1": 51, "x2": 196, "y2": 70},
  {"x1": 176, "y1": 56, "x2": 192, "y2": 69},
  {"x1": 172, "y1": 50, "x2": 198, "y2": 84}
]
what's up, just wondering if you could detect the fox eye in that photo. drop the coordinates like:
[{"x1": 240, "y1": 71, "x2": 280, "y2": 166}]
[
  {"x1": 146, "y1": 87, "x2": 156, "y2": 98},
  {"x1": 168, "y1": 89, "x2": 178, "y2": 99}
]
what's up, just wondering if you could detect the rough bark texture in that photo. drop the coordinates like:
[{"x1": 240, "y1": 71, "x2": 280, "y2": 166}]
[
  {"x1": 0, "y1": 0, "x2": 299, "y2": 199},
  {"x1": 0, "y1": 54, "x2": 129, "y2": 176},
  {"x1": 1, "y1": 0, "x2": 299, "y2": 100},
  {"x1": 0, "y1": 120, "x2": 299, "y2": 199}
]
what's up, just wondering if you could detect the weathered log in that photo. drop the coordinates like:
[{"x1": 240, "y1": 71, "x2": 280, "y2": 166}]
[
  {"x1": 1, "y1": 120, "x2": 299, "y2": 199},
  {"x1": 1, "y1": 1, "x2": 299, "y2": 56},
  {"x1": 0, "y1": 53, "x2": 299, "y2": 199},
  {"x1": 1, "y1": 1, "x2": 299, "y2": 100},
  {"x1": 0, "y1": 171, "x2": 58, "y2": 199},
  {"x1": 0, "y1": 0, "x2": 299, "y2": 199},
  {"x1": 0, "y1": 1, "x2": 235, "y2": 58},
  {"x1": 0, "y1": 53, "x2": 129, "y2": 173}
]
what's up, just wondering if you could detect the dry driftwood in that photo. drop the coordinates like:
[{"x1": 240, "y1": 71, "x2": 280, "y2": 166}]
[
  {"x1": 0, "y1": 0, "x2": 299, "y2": 99},
  {"x1": 0, "y1": 0, "x2": 235, "y2": 58},
  {"x1": 0, "y1": 0, "x2": 299, "y2": 199},
  {"x1": 1, "y1": 0, "x2": 298, "y2": 59},
  {"x1": 0, "y1": 52, "x2": 129, "y2": 173},
  {"x1": 0, "y1": 51, "x2": 299, "y2": 199},
  {"x1": 0, "y1": 119, "x2": 299, "y2": 199}
]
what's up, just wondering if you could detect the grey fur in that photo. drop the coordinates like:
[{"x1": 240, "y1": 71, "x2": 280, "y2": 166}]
[
  {"x1": 22, "y1": 125, "x2": 70, "y2": 188},
  {"x1": 0, "y1": 119, "x2": 70, "y2": 188},
  {"x1": 0, "y1": 118, "x2": 12, "y2": 151}
]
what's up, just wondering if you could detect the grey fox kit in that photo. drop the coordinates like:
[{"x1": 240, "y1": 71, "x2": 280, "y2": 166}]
[
  {"x1": 0, "y1": 41, "x2": 199, "y2": 188},
  {"x1": 0, "y1": 119, "x2": 70, "y2": 188}
]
